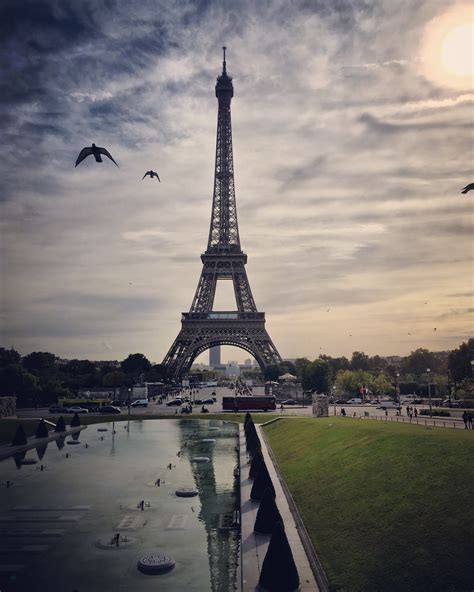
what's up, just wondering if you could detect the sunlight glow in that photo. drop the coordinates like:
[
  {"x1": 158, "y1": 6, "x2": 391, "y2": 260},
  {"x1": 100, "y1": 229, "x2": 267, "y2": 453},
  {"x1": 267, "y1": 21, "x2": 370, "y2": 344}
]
[{"x1": 420, "y1": 4, "x2": 474, "y2": 90}]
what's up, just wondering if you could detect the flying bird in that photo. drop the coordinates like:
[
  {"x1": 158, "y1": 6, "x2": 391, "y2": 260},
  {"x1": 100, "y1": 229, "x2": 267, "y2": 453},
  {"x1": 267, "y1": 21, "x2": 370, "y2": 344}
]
[
  {"x1": 461, "y1": 183, "x2": 474, "y2": 194},
  {"x1": 75, "y1": 144, "x2": 119, "y2": 167},
  {"x1": 142, "y1": 170, "x2": 161, "y2": 181}
]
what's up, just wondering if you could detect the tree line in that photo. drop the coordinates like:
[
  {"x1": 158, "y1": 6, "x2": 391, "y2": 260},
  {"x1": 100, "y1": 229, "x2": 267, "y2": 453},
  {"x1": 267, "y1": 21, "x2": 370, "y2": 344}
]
[
  {"x1": 263, "y1": 340, "x2": 473, "y2": 399},
  {"x1": 0, "y1": 339, "x2": 472, "y2": 406},
  {"x1": 0, "y1": 350, "x2": 167, "y2": 407}
]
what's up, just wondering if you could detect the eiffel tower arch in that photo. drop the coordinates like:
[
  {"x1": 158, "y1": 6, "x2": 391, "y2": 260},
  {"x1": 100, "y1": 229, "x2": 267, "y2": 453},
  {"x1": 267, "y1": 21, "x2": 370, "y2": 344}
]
[{"x1": 163, "y1": 48, "x2": 282, "y2": 378}]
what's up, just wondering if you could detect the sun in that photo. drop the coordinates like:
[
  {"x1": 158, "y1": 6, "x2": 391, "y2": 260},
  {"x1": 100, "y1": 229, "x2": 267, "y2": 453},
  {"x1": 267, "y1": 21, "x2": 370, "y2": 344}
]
[{"x1": 420, "y1": 4, "x2": 474, "y2": 90}]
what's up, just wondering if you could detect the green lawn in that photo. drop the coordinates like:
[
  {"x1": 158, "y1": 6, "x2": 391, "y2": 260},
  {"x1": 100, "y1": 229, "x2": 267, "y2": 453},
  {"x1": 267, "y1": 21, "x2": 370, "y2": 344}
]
[{"x1": 263, "y1": 417, "x2": 474, "y2": 592}]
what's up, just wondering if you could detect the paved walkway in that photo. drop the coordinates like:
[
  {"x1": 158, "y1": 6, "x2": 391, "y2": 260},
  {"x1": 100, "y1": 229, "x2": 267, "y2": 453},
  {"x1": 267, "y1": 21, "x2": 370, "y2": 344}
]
[{"x1": 239, "y1": 424, "x2": 320, "y2": 591}]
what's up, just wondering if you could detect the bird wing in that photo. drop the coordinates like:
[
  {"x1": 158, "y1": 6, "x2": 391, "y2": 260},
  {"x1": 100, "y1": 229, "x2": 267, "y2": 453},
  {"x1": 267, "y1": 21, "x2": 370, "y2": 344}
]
[
  {"x1": 461, "y1": 183, "x2": 474, "y2": 194},
  {"x1": 98, "y1": 147, "x2": 119, "y2": 167},
  {"x1": 75, "y1": 147, "x2": 93, "y2": 167},
  {"x1": 154, "y1": 172, "x2": 161, "y2": 182},
  {"x1": 142, "y1": 172, "x2": 149, "y2": 179}
]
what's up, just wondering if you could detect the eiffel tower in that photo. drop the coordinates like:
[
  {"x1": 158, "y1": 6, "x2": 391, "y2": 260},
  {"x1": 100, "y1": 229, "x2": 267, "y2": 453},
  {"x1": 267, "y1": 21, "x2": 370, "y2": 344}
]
[{"x1": 163, "y1": 48, "x2": 282, "y2": 378}]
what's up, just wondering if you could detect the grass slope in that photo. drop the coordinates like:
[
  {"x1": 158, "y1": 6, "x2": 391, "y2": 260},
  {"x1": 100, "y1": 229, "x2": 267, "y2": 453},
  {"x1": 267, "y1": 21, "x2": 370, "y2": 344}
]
[{"x1": 264, "y1": 417, "x2": 474, "y2": 592}]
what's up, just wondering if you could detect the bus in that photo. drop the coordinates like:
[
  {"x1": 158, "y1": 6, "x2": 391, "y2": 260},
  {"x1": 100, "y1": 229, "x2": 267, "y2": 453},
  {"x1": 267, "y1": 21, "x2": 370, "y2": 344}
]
[{"x1": 222, "y1": 395, "x2": 276, "y2": 412}]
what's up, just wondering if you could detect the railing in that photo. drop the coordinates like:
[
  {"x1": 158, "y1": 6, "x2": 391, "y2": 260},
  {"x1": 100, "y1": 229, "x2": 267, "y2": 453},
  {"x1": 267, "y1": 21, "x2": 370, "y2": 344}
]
[{"x1": 182, "y1": 312, "x2": 265, "y2": 321}]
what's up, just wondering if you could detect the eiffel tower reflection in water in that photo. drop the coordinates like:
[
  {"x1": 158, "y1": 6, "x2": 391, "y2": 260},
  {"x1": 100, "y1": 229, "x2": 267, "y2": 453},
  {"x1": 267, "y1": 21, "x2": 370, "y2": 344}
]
[{"x1": 179, "y1": 419, "x2": 240, "y2": 592}]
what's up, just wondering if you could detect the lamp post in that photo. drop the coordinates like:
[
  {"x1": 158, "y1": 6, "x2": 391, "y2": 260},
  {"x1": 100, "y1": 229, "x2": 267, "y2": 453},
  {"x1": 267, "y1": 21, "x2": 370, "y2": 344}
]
[
  {"x1": 427, "y1": 368, "x2": 432, "y2": 418},
  {"x1": 395, "y1": 371, "x2": 400, "y2": 407},
  {"x1": 332, "y1": 385, "x2": 337, "y2": 416}
]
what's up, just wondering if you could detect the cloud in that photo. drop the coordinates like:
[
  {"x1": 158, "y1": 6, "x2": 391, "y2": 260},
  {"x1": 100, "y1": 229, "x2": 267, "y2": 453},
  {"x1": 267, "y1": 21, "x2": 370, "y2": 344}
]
[{"x1": 1, "y1": 0, "x2": 472, "y2": 362}]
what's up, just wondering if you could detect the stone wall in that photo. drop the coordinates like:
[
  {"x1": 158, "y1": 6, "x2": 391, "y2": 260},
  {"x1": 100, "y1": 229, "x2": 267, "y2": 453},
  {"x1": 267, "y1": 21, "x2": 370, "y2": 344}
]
[{"x1": 0, "y1": 396, "x2": 17, "y2": 418}]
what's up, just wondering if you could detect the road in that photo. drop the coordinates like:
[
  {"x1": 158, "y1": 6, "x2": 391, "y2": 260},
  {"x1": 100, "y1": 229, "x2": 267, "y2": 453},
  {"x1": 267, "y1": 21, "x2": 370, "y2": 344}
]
[{"x1": 15, "y1": 386, "x2": 466, "y2": 429}]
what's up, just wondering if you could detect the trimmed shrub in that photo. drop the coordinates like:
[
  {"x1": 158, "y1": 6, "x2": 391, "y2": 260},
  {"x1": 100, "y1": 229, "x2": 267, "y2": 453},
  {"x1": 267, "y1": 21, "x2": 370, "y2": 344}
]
[
  {"x1": 35, "y1": 419, "x2": 49, "y2": 438},
  {"x1": 55, "y1": 416, "x2": 66, "y2": 432},
  {"x1": 244, "y1": 412, "x2": 252, "y2": 429},
  {"x1": 258, "y1": 521, "x2": 299, "y2": 591},
  {"x1": 254, "y1": 487, "x2": 283, "y2": 535},
  {"x1": 11, "y1": 425, "x2": 27, "y2": 446},
  {"x1": 249, "y1": 449, "x2": 265, "y2": 479},
  {"x1": 251, "y1": 462, "x2": 275, "y2": 501},
  {"x1": 70, "y1": 413, "x2": 81, "y2": 427}
]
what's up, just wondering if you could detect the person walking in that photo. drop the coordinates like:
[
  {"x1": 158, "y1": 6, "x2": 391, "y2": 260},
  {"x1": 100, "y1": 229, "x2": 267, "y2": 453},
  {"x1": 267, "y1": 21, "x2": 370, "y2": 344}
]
[
  {"x1": 414, "y1": 407, "x2": 418, "y2": 418},
  {"x1": 467, "y1": 411, "x2": 473, "y2": 429},
  {"x1": 462, "y1": 410, "x2": 468, "y2": 429}
]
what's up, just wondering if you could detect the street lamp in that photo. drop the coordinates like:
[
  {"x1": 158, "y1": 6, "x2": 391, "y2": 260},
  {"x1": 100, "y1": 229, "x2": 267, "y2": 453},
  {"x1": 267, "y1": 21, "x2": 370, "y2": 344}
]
[
  {"x1": 395, "y1": 371, "x2": 400, "y2": 407},
  {"x1": 427, "y1": 368, "x2": 432, "y2": 418}
]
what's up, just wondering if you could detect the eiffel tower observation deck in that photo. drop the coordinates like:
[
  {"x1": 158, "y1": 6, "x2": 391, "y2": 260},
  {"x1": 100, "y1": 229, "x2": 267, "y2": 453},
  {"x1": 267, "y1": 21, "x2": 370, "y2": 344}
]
[{"x1": 163, "y1": 48, "x2": 282, "y2": 378}]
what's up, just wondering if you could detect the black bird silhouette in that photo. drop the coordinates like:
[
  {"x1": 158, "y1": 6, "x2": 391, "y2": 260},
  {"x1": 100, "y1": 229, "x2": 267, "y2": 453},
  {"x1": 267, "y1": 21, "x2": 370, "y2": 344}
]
[
  {"x1": 461, "y1": 183, "x2": 474, "y2": 194},
  {"x1": 75, "y1": 144, "x2": 119, "y2": 167},
  {"x1": 142, "y1": 170, "x2": 161, "y2": 182}
]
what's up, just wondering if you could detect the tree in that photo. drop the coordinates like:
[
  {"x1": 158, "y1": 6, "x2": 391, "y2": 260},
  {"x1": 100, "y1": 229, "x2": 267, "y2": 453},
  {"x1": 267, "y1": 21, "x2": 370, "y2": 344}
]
[
  {"x1": 401, "y1": 348, "x2": 439, "y2": 377},
  {"x1": 103, "y1": 371, "x2": 127, "y2": 397},
  {"x1": 335, "y1": 369, "x2": 373, "y2": 397},
  {"x1": 120, "y1": 353, "x2": 152, "y2": 380},
  {"x1": 319, "y1": 355, "x2": 350, "y2": 376},
  {"x1": 368, "y1": 355, "x2": 387, "y2": 373},
  {"x1": 0, "y1": 364, "x2": 40, "y2": 405},
  {"x1": 294, "y1": 358, "x2": 311, "y2": 381},
  {"x1": 302, "y1": 359, "x2": 332, "y2": 393},
  {"x1": 372, "y1": 373, "x2": 395, "y2": 398},
  {"x1": 144, "y1": 364, "x2": 168, "y2": 382},
  {"x1": 448, "y1": 339, "x2": 474, "y2": 383},
  {"x1": 350, "y1": 351, "x2": 371, "y2": 371},
  {"x1": 263, "y1": 364, "x2": 282, "y2": 381},
  {"x1": 22, "y1": 351, "x2": 57, "y2": 376},
  {"x1": 0, "y1": 347, "x2": 21, "y2": 367}
]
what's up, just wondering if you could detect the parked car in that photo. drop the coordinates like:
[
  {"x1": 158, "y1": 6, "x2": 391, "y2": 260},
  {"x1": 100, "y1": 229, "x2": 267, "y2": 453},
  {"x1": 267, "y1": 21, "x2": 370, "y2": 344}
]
[
  {"x1": 166, "y1": 398, "x2": 182, "y2": 406},
  {"x1": 111, "y1": 400, "x2": 126, "y2": 407},
  {"x1": 441, "y1": 399, "x2": 462, "y2": 408},
  {"x1": 130, "y1": 399, "x2": 148, "y2": 408},
  {"x1": 335, "y1": 399, "x2": 346, "y2": 404},
  {"x1": 377, "y1": 400, "x2": 401, "y2": 410},
  {"x1": 200, "y1": 398, "x2": 215, "y2": 404},
  {"x1": 280, "y1": 399, "x2": 296, "y2": 405},
  {"x1": 66, "y1": 406, "x2": 89, "y2": 414},
  {"x1": 346, "y1": 398, "x2": 363, "y2": 404},
  {"x1": 99, "y1": 405, "x2": 121, "y2": 414},
  {"x1": 49, "y1": 405, "x2": 65, "y2": 413}
]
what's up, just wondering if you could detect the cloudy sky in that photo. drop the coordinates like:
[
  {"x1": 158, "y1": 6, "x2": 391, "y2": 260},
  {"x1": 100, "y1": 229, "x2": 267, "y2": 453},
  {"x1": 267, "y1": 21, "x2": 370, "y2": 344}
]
[{"x1": 1, "y1": 0, "x2": 473, "y2": 364}]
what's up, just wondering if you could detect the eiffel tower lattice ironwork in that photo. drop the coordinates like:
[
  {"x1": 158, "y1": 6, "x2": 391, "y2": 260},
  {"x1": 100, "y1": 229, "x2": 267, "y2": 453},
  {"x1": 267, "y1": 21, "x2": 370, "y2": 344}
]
[{"x1": 163, "y1": 48, "x2": 282, "y2": 378}]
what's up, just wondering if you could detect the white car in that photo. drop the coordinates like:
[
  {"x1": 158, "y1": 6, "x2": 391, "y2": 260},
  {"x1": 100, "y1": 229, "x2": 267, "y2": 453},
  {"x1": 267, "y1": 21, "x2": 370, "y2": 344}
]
[{"x1": 66, "y1": 406, "x2": 89, "y2": 414}]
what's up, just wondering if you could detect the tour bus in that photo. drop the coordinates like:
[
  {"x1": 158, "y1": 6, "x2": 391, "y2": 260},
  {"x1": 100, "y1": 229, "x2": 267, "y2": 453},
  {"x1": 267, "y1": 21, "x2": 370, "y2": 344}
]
[{"x1": 222, "y1": 395, "x2": 276, "y2": 412}]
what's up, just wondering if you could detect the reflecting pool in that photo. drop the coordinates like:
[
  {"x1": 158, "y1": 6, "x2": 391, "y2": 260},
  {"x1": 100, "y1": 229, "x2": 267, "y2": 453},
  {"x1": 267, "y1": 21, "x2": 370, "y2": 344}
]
[{"x1": 0, "y1": 419, "x2": 241, "y2": 591}]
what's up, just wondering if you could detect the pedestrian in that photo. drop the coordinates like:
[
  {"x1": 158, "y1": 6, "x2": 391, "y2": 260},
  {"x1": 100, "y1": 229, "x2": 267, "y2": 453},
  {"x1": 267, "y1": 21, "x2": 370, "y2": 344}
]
[
  {"x1": 467, "y1": 411, "x2": 473, "y2": 429},
  {"x1": 462, "y1": 410, "x2": 468, "y2": 429},
  {"x1": 414, "y1": 408, "x2": 418, "y2": 418},
  {"x1": 155, "y1": 478, "x2": 161, "y2": 487},
  {"x1": 406, "y1": 405, "x2": 410, "y2": 416}
]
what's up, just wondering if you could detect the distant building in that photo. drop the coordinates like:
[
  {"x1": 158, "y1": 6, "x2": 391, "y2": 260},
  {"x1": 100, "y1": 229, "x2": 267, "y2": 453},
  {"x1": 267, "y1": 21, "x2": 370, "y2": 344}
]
[
  {"x1": 225, "y1": 361, "x2": 240, "y2": 377},
  {"x1": 244, "y1": 358, "x2": 252, "y2": 366},
  {"x1": 383, "y1": 355, "x2": 402, "y2": 365},
  {"x1": 210, "y1": 346, "x2": 221, "y2": 366}
]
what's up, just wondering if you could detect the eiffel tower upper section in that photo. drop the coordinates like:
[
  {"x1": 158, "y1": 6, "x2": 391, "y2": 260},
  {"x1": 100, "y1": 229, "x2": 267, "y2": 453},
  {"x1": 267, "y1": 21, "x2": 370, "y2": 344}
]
[{"x1": 189, "y1": 47, "x2": 257, "y2": 314}]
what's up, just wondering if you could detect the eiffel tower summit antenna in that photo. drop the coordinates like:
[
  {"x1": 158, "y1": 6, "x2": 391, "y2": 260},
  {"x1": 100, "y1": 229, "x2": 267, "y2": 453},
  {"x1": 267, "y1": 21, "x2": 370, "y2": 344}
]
[{"x1": 162, "y1": 50, "x2": 282, "y2": 378}]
